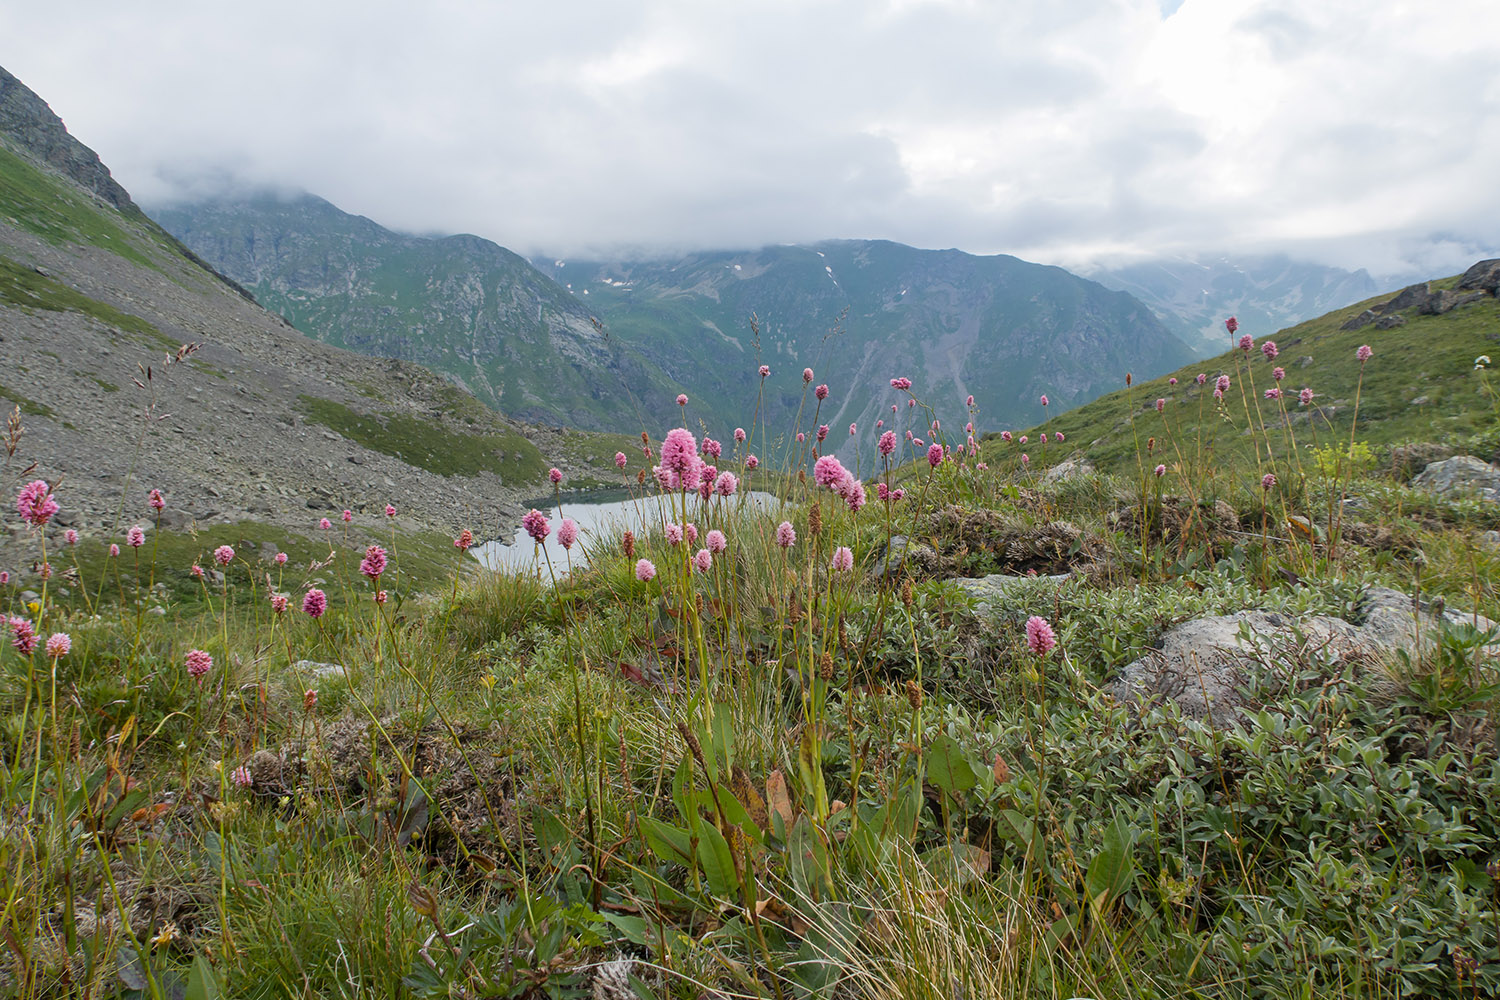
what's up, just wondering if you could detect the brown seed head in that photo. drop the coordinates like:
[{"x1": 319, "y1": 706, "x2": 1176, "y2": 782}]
[
  {"x1": 905, "y1": 679, "x2": 923, "y2": 709},
  {"x1": 623, "y1": 530, "x2": 635, "y2": 559},
  {"x1": 901, "y1": 580, "x2": 913, "y2": 607},
  {"x1": 808, "y1": 502, "x2": 822, "y2": 537},
  {"x1": 819, "y1": 651, "x2": 834, "y2": 680}
]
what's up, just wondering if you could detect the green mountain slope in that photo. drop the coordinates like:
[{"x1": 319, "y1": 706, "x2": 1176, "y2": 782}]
[
  {"x1": 150, "y1": 194, "x2": 678, "y2": 430},
  {"x1": 990, "y1": 268, "x2": 1500, "y2": 475}
]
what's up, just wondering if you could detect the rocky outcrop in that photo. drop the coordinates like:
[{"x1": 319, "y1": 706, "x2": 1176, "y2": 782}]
[
  {"x1": 0, "y1": 66, "x2": 134, "y2": 211},
  {"x1": 1111, "y1": 588, "x2": 1498, "y2": 725},
  {"x1": 1352, "y1": 268, "x2": 1497, "y2": 329},
  {"x1": 1411, "y1": 456, "x2": 1500, "y2": 502},
  {"x1": 949, "y1": 571, "x2": 1069, "y2": 616},
  {"x1": 1456, "y1": 259, "x2": 1500, "y2": 295}
]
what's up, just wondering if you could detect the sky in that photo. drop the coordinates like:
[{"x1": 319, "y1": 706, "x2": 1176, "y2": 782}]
[{"x1": 4, "y1": 0, "x2": 1500, "y2": 278}]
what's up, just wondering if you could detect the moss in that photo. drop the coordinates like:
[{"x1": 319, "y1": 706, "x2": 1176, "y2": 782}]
[{"x1": 298, "y1": 395, "x2": 547, "y2": 480}]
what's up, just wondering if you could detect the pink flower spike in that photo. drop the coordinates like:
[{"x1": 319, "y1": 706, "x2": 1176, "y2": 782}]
[
  {"x1": 191, "y1": 564, "x2": 204, "y2": 579},
  {"x1": 714, "y1": 471, "x2": 738, "y2": 496},
  {"x1": 15, "y1": 480, "x2": 59, "y2": 527},
  {"x1": 815, "y1": 383, "x2": 829, "y2": 401},
  {"x1": 1262, "y1": 473, "x2": 1277, "y2": 490},
  {"x1": 684, "y1": 523, "x2": 698, "y2": 545},
  {"x1": 375, "y1": 590, "x2": 388, "y2": 605},
  {"x1": 319, "y1": 517, "x2": 332, "y2": 530},
  {"x1": 694, "y1": 548, "x2": 712, "y2": 573},
  {"x1": 127, "y1": 526, "x2": 146, "y2": 549},
  {"x1": 1025, "y1": 616, "x2": 1057, "y2": 656},
  {"x1": 149, "y1": 489, "x2": 165, "y2": 512},
  {"x1": 1299, "y1": 387, "x2": 1315, "y2": 406},
  {"x1": 1040, "y1": 433, "x2": 1048, "y2": 444},
  {"x1": 635, "y1": 558, "x2": 656, "y2": 582},
  {"x1": 831, "y1": 546, "x2": 854, "y2": 573},
  {"x1": 665, "y1": 523, "x2": 683, "y2": 546},
  {"x1": 879, "y1": 431, "x2": 896, "y2": 457},
  {"x1": 776, "y1": 521, "x2": 796, "y2": 548},
  {"x1": 360, "y1": 544, "x2": 388, "y2": 580},
  {"x1": 109, "y1": 544, "x2": 119, "y2": 558},
  {"x1": 271, "y1": 593, "x2": 289, "y2": 615},
  {"x1": 1055, "y1": 432, "x2": 1064, "y2": 442},
  {"x1": 1357, "y1": 344, "x2": 1372, "y2": 362},
  {"x1": 1001, "y1": 431, "x2": 1012, "y2": 443},
  {"x1": 1021, "y1": 453, "x2": 1030, "y2": 465},
  {"x1": 849, "y1": 423, "x2": 857, "y2": 436},
  {"x1": 706, "y1": 529, "x2": 727, "y2": 553},
  {"x1": 1168, "y1": 377, "x2": 1178, "y2": 386},
  {"x1": 275, "y1": 552, "x2": 288, "y2": 565},
  {"x1": 817, "y1": 424, "x2": 828, "y2": 442},
  {"x1": 186, "y1": 648, "x2": 213, "y2": 680},
  {"x1": 549, "y1": 467, "x2": 563, "y2": 485},
  {"x1": 927, "y1": 443, "x2": 944, "y2": 468},
  {"x1": 1196, "y1": 373, "x2": 1208, "y2": 385},
  {"x1": 0, "y1": 571, "x2": 10, "y2": 585},
  {"x1": 45, "y1": 632, "x2": 70, "y2": 659},
  {"x1": 1261, "y1": 341, "x2": 1279, "y2": 362},
  {"x1": 232, "y1": 765, "x2": 253, "y2": 789},
  {"x1": 1019, "y1": 435, "x2": 1028, "y2": 444},
  {"x1": 966, "y1": 394, "x2": 975, "y2": 407},
  {"x1": 676, "y1": 394, "x2": 688, "y2": 407},
  {"x1": 877, "y1": 419, "x2": 884, "y2": 429},
  {"x1": 615, "y1": 451, "x2": 627, "y2": 469},
  {"x1": 64, "y1": 529, "x2": 78, "y2": 546},
  {"x1": 1215, "y1": 375, "x2": 1231, "y2": 393},
  {"x1": 734, "y1": 427, "x2": 746, "y2": 443},
  {"x1": 1273, "y1": 367, "x2": 1285, "y2": 381},
  {"x1": 9, "y1": 617, "x2": 38, "y2": 655},
  {"x1": 1040, "y1": 394, "x2": 1048, "y2": 407},
  {"x1": 660, "y1": 427, "x2": 702, "y2": 491},
  {"x1": 1225, "y1": 316, "x2": 1239, "y2": 334},
  {"x1": 214, "y1": 544, "x2": 234, "y2": 566},
  {"x1": 1156, "y1": 398, "x2": 1166, "y2": 413},
  {"x1": 759, "y1": 365, "x2": 770, "y2": 378},
  {"x1": 385, "y1": 504, "x2": 396, "y2": 518},
  {"x1": 796, "y1": 432, "x2": 805, "y2": 443},
  {"x1": 1155, "y1": 463, "x2": 1166, "y2": 477},
  {"x1": 1238, "y1": 334, "x2": 1253, "y2": 353},
  {"x1": 455, "y1": 529, "x2": 474, "y2": 551},
  {"x1": 803, "y1": 368, "x2": 814, "y2": 383},
  {"x1": 342, "y1": 509, "x2": 353, "y2": 522},
  {"x1": 557, "y1": 519, "x2": 578, "y2": 550},
  {"x1": 521, "y1": 509, "x2": 550, "y2": 543},
  {"x1": 302, "y1": 589, "x2": 327, "y2": 618},
  {"x1": 744, "y1": 455, "x2": 758, "y2": 470}
]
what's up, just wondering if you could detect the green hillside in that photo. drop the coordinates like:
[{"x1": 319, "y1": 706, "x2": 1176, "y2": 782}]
[{"x1": 987, "y1": 272, "x2": 1500, "y2": 477}]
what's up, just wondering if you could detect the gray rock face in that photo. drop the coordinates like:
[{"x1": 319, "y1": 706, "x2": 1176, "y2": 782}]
[
  {"x1": 1340, "y1": 309, "x2": 1376, "y2": 331},
  {"x1": 0, "y1": 66, "x2": 135, "y2": 210},
  {"x1": 874, "y1": 535, "x2": 941, "y2": 579},
  {"x1": 1111, "y1": 588, "x2": 1498, "y2": 725},
  {"x1": 1478, "y1": 530, "x2": 1500, "y2": 551},
  {"x1": 1456, "y1": 259, "x2": 1500, "y2": 294},
  {"x1": 1418, "y1": 289, "x2": 1487, "y2": 315},
  {"x1": 1378, "y1": 283, "x2": 1431, "y2": 314},
  {"x1": 949, "y1": 572, "x2": 1069, "y2": 616},
  {"x1": 1374, "y1": 314, "x2": 1406, "y2": 329},
  {"x1": 1411, "y1": 456, "x2": 1500, "y2": 502}
]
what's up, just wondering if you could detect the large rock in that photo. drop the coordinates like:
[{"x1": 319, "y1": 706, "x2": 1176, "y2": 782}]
[
  {"x1": 1376, "y1": 283, "x2": 1432, "y2": 315},
  {"x1": 1455, "y1": 259, "x2": 1500, "y2": 295},
  {"x1": 1340, "y1": 309, "x2": 1376, "y2": 331},
  {"x1": 949, "y1": 572, "x2": 1070, "y2": 616},
  {"x1": 1111, "y1": 588, "x2": 1498, "y2": 725},
  {"x1": 1417, "y1": 289, "x2": 1487, "y2": 315},
  {"x1": 1411, "y1": 455, "x2": 1500, "y2": 502},
  {"x1": 873, "y1": 535, "x2": 943, "y2": 579},
  {"x1": 1042, "y1": 455, "x2": 1095, "y2": 484}
]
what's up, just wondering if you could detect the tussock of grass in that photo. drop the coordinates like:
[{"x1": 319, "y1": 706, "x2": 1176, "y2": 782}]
[{"x1": 0, "y1": 254, "x2": 161, "y2": 341}]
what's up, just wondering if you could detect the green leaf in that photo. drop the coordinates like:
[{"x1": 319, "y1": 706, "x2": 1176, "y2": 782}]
[
  {"x1": 638, "y1": 816, "x2": 694, "y2": 866},
  {"x1": 925, "y1": 733, "x2": 979, "y2": 798},
  {"x1": 695, "y1": 822, "x2": 741, "y2": 898},
  {"x1": 185, "y1": 954, "x2": 219, "y2": 1000},
  {"x1": 1085, "y1": 816, "x2": 1137, "y2": 915}
]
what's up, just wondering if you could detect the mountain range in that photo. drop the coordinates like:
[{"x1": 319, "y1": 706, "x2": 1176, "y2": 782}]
[{"x1": 154, "y1": 194, "x2": 1197, "y2": 447}]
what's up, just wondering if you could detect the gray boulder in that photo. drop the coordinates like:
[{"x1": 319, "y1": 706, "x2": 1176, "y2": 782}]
[
  {"x1": 1456, "y1": 258, "x2": 1500, "y2": 294},
  {"x1": 1111, "y1": 588, "x2": 1497, "y2": 725},
  {"x1": 874, "y1": 535, "x2": 942, "y2": 579},
  {"x1": 1042, "y1": 455, "x2": 1095, "y2": 485},
  {"x1": 1377, "y1": 283, "x2": 1431, "y2": 314},
  {"x1": 1374, "y1": 314, "x2": 1406, "y2": 329},
  {"x1": 949, "y1": 572, "x2": 1070, "y2": 617},
  {"x1": 1418, "y1": 289, "x2": 1487, "y2": 315},
  {"x1": 1411, "y1": 455, "x2": 1500, "y2": 502},
  {"x1": 1340, "y1": 309, "x2": 1376, "y2": 331}
]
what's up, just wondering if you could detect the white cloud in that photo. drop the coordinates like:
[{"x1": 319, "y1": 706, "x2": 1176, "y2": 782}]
[{"x1": 3, "y1": 0, "x2": 1498, "y2": 276}]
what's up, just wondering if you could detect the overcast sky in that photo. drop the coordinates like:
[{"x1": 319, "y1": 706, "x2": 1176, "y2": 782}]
[{"x1": 5, "y1": 0, "x2": 1499, "y2": 277}]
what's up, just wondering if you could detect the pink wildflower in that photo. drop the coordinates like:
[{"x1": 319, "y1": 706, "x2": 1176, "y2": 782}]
[
  {"x1": 1273, "y1": 366, "x2": 1285, "y2": 381},
  {"x1": 715, "y1": 471, "x2": 738, "y2": 496},
  {"x1": 64, "y1": 528, "x2": 78, "y2": 546},
  {"x1": 635, "y1": 558, "x2": 657, "y2": 582},
  {"x1": 965, "y1": 421, "x2": 973, "y2": 433},
  {"x1": 803, "y1": 368, "x2": 814, "y2": 383},
  {"x1": 849, "y1": 422, "x2": 857, "y2": 436},
  {"x1": 796, "y1": 432, "x2": 805, "y2": 443},
  {"x1": 191, "y1": 564, "x2": 204, "y2": 579},
  {"x1": 1215, "y1": 375, "x2": 1231, "y2": 393},
  {"x1": 1238, "y1": 334, "x2": 1253, "y2": 353},
  {"x1": 521, "y1": 509, "x2": 550, "y2": 543},
  {"x1": 232, "y1": 765, "x2": 253, "y2": 789},
  {"x1": 1155, "y1": 463, "x2": 1166, "y2": 477},
  {"x1": 455, "y1": 529, "x2": 474, "y2": 551},
  {"x1": 1262, "y1": 473, "x2": 1276, "y2": 490},
  {"x1": 615, "y1": 451, "x2": 627, "y2": 469},
  {"x1": 1055, "y1": 432, "x2": 1065, "y2": 442},
  {"x1": 185, "y1": 648, "x2": 213, "y2": 681},
  {"x1": 1169, "y1": 377, "x2": 1178, "y2": 386},
  {"x1": 275, "y1": 552, "x2": 288, "y2": 565},
  {"x1": 1040, "y1": 433, "x2": 1048, "y2": 443},
  {"x1": 9, "y1": 617, "x2": 38, "y2": 655},
  {"x1": 665, "y1": 523, "x2": 683, "y2": 546},
  {"x1": 817, "y1": 424, "x2": 829, "y2": 442},
  {"x1": 1299, "y1": 387, "x2": 1315, "y2": 406},
  {"x1": 1357, "y1": 344, "x2": 1372, "y2": 362},
  {"x1": 127, "y1": 526, "x2": 146, "y2": 549},
  {"x1": 360, "y1": 544, "x2": 387, "y2": 580},
  {"x1": 759, "y1": 365, "x2": 771, "y2": 378},
  {"x1": 1001, "y1": 430, "x2": 1012, "y2": 443},
  {"x1": 815, "y1": 383, "x2": 829, "y2": 401},
  {"x1": 385, "y1": 504, "x2": 396, "y2": 518},
  {"x1": 1025, "y1": 616, "x2": 1057, "y2": 656},
  {"x1": 1264, "y1": 387, "x2": 1282, "y2": 400},
  {"x1": 660, "y1": 428, "x2": 702, "y2": 491},
  {"x1": 776, "y1": 521, "x2": 796, "y2": 548},
  {"x1": 814, "y1": 455, "x2": 850, "y2": 488},
  {"x1": 927, "y1": 443, "x2": 943, "y2": 468},
  {"x1": 877, "y1": 482, "x2": 890, "y2": 501},
  {"x1": 684, "y1": 523, "x2": 698, "y2": 545},
  {"x1": 1156, "y1": 398, "x2": 1165, "y2": 412},
  {"x1": 342, "y1": 509, "x2": 353, "y2": 522},
  {"x1": 966, "y1": 394, "x2": 975, "y2": 407},
  {"x1": 878, "y1": 431, "x2": 896, "y2": 457},
  {"x1": 734, "y1": 427, "x2": 746, "y2": 443},
  {"x1": 271, "y1": 593, "x2": 289, "y2": 615},
  {"x1": 1225, "y1": 316, "x2": 1239, "y2": 335},
  {"x1": 319, "y1": 517, "x2": 332, "y2": 530},
  {"x1": 302, "y1": 588, "x2": 327, "y2": 618},
  {"x1": 706, "y1": 529, "x2": 727, "y2": 553},
  {"x1": 745, "y1": 455, "x2": 758, "y2": 470},
  {"x1": 149, "y1": 489, "x2": 165, "y2": 511},
  {"x1": 0, "y1": 571, "x2": 8, "y2": 585},
  {"x1": 694, "y1": 549, "x2": 712, "y2": 573},
  {"x1": 676, "y1": 394, "x2": 688, "y2": 407},
  {"x1": 549, "y1": 467, "x2": 563, "y2": 485},
  {"x1": 1040, "y1": 394, "x2": 1049, "y2": 407},
  {"x1": 1261, "y1": 341, "x2": 1279, "y2": 362},
  {"x1": 214, "y1": 544, "x2": 234, "y2": 566},
  {"x1": 1019, "y1": 435, "x2": 1028, "y2": 445},
  {"x1": 109, "y1": 544, "x2": 120, "y2": 558},
  {"x1": 15, "y1": 480, "x2": 58, "y2": 527},
  {"x1": 842, "y1": 479, "x2": 867, "y2": 512},
  {"x1": 703, "y1": 437, "x2": 721, "y2": 459},
  {"x1": 375, "y1": 590, "x2": 388, "y2": 605},
  {"x1": 831, "y1": 546, "x2": 854, "y2": 573},
  {"x1": 37, "y1": 562, "x2": 51, "y2": 580},
  {"x1": 890, "y1": 377, "x2": 912, "y2": 391}
]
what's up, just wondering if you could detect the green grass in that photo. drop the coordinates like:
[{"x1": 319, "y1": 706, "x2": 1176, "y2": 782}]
[
  {"x1": 0, "y1": 253, "x2": 163, "y2": 342},
  {"x1": 0, "y1": 384, "x2": 54, "y2": 418},
  {"x1": 298, "y1": 394, "x2": 548, "y2": 480},
  {"x1": 0, "y1": 142, "x2": 159, "y2": 270},
  {"x1": 985, "y1": 278, "x2": 1500, "y2": 477}
]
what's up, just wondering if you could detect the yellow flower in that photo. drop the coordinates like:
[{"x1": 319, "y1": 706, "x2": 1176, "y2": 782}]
[
  {"x1": 26, "y1": 601, "x2": 40, "y2": 614},
  {"x1": 479, "y1": 673, "x2": 497, "y2": 691}
]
